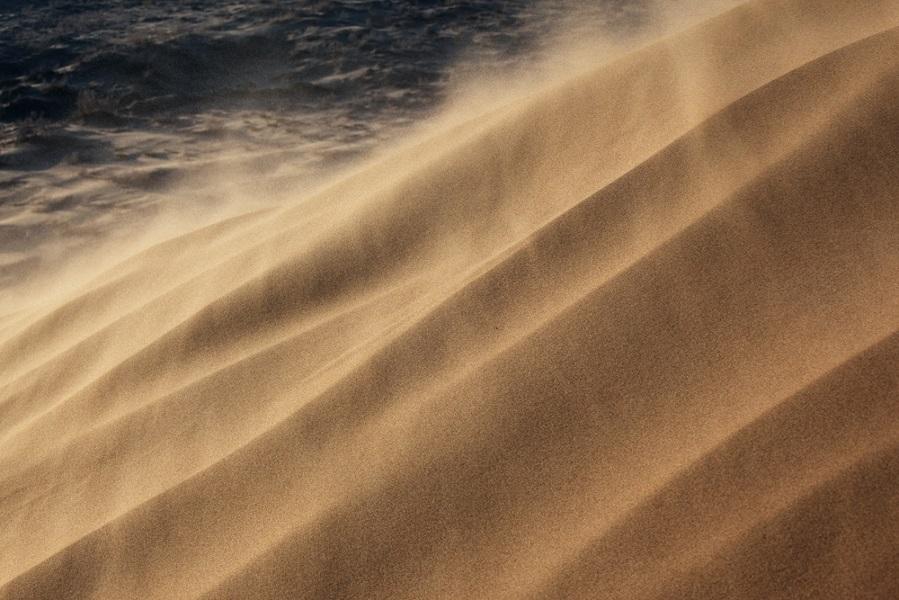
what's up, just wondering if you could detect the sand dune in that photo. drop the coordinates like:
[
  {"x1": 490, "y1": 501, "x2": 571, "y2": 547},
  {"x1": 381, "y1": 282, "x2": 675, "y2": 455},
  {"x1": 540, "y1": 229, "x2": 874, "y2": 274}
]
[{"x1": 2, "y1": 0, "x2": 898, "y2": 597}]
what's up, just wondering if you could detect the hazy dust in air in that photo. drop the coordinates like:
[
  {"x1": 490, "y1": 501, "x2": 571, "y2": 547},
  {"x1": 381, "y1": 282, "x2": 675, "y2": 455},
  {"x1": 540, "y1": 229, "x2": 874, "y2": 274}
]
[
  {"x1": 0, "y1": 0, "x2": 736, "y2": 315},
  {"x1": 3, "y1": 0, "x2": 899, "y2": 598}
]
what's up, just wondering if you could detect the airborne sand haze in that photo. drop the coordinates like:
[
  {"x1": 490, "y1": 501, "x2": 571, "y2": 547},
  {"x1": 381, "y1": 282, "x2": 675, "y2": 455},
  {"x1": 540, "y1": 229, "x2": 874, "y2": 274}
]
[{"x1": 1, "y1": 0, "x2": 898, "y2": 598}]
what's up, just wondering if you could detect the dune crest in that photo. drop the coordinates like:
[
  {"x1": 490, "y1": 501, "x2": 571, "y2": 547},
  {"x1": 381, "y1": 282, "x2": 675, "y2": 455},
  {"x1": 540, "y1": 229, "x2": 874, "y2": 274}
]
[{"x1": 2, "y1": 0, "x2": 898, "y2": 598}]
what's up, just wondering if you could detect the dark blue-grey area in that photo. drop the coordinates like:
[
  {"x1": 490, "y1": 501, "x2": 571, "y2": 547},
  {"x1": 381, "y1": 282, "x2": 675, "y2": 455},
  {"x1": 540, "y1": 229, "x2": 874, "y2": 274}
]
[
  {"x1": 0, "y1": 0, "x2": 649, "y2": 288},
  {"x1": 0, "y1": 0, "x2": 645, "y2": 128}
]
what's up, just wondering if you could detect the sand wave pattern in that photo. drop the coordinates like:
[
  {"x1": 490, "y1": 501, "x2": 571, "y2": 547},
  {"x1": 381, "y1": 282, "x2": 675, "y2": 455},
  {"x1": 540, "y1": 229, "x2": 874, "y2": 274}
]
[{"x1": 2, "y1": 0, "x2": 898, "y2": 597}]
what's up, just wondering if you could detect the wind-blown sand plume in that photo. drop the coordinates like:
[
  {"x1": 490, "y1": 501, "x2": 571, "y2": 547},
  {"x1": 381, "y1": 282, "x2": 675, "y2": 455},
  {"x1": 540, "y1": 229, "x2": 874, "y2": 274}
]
[{"x1": 1, "y1": 0, "x2": 899, "y2": 598}]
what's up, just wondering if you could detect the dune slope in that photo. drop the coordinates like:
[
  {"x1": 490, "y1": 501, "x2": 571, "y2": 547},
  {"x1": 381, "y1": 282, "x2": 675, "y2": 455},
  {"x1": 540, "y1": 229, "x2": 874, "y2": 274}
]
[{"x1": 1, "y1": 0, "x2": 898, "y2": 598}]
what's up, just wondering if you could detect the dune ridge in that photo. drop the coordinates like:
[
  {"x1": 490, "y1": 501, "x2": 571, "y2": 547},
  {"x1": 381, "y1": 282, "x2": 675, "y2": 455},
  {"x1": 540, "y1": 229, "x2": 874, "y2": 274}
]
[{"x1": 2, "y1": 0, "x2": 898, "y2": 597}]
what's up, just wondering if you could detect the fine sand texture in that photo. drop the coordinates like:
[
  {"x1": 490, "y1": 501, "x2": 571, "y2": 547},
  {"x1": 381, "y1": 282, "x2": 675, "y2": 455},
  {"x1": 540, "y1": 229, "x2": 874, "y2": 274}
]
[{"x1": 2, "y1": 0, "x2": 899, "y2": 597}]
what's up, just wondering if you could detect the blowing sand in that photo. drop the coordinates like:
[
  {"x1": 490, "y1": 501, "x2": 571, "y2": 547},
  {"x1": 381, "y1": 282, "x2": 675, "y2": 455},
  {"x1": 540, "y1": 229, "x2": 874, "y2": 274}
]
[{"x1": 1, "y1": 0, "x2": 899, "y2": 598}]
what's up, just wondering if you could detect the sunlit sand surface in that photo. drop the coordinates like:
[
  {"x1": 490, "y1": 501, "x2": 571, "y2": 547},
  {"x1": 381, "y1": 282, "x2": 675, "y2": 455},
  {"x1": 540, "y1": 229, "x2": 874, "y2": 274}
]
[{"x1": 1, "y1": 0, "x2": 898, "y2": 597}]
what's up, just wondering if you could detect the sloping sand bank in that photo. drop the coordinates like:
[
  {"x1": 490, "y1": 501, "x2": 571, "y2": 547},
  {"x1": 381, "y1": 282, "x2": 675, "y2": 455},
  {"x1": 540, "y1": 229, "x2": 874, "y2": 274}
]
[{"x1": 2, "y1": 0, "x2": 898, "y2": 598}]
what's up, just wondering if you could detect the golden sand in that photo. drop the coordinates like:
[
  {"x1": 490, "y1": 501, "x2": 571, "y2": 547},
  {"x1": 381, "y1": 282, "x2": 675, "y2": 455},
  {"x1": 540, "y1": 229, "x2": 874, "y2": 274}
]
[{"x1": 1, "y1": 0, "x2": 898, "y2": 597}]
